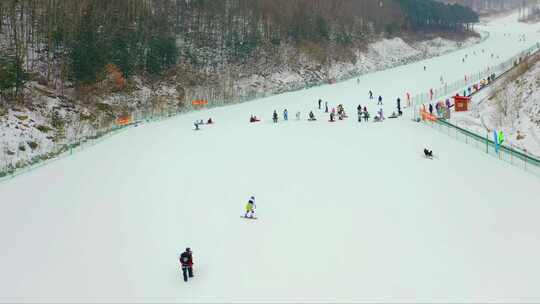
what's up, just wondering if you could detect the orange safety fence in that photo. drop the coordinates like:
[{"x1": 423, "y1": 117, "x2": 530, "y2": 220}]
[
  {"x1": 116, "y1": 115, "x2": 132, "y2": 126},
  {"x1": 419, "y1": 109, "x2": 438, "y2": 122},
  {"x1": 192, "y1": 99, "x2": 208, "y2": 106}
]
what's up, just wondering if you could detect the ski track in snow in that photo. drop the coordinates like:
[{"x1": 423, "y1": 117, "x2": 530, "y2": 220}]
[{"x1": 1, "y1": 13, "x2": 540, "y2": 303}]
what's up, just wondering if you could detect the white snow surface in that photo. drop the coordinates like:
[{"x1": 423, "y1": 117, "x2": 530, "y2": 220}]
[{"x1": 1, "y1": 13, "x2": 540, "y2": 303}]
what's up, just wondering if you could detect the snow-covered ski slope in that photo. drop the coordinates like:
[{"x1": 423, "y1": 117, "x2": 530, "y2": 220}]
[{"x1": 1, "y1": 13, "x2": 540, "y2": 303}]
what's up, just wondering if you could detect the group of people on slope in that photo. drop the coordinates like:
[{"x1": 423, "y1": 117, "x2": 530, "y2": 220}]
[{"x1": 194, "y1": 118, "x2": 214, "y2": 130}]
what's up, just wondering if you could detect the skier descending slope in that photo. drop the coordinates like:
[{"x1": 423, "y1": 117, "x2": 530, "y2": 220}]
[
  {"x1": 179, "y1": 248, "x2": 194, "y2": 282},
  {"x1": 243, "y1": 196, "x2": 257, "y2": 219}
]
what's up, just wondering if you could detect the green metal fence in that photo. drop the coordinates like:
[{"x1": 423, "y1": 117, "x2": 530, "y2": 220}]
[
  {"x1": 412, "y1": 43, "x2": 540, "y2": 177},
  {"x1": 423, "y1": 119, "x2": 540, "y2": 177}
]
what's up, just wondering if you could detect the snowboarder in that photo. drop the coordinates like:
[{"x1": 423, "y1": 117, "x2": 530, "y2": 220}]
[
  {"x1": 377, "y1": 95, "x2": 383, "y2": 106},
  {"x1": 329, "y1": 112, "x2": 335, "y2": 122},
  {"x1": 244, "y1": 196, "x2": 256, "y2": 218},
  {"x1": 179, "y1": 248, "x2": 194, "y2": 282},
  {"x1": 250, "y1": 115, "x2": 261, "y2": 123},
  {"x1": 283, "y1": 109, "x2": 288, "y2": 121},
  {"x1": 325, "y1": 102, "x2": 329, "y2": 113},
  {"x1": 369, "y1": 90, "x2": 373, "y2": 99},
  {"x1": 308, "y1": 111, "x2": 316, "y2": 121},
  {"x1": 397, "y1": 98, "x2": 401, "y2": 113},
  {"x1": 424, "y1": 148, "x2": 433, "y2": 159},
  {"x1": 272, "y1": 110, "x2": 278, "y2": 123},
  {"x1": 318, "y1": 99, "x2": 322, "y2": 110}
]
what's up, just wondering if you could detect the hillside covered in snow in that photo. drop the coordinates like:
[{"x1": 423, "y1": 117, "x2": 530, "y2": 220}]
[
  {"x1": 0, "y1": 0, "x2": 481, "y2": 176},
  {"x1": 1, "y1": 11, "x2": 540, "y2": 303},
  {"x1": 450, "y1": 51, "x2": 540, "y2": 157}
]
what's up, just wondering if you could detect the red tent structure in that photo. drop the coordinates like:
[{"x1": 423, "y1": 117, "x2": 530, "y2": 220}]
[{"x1": 453, "y1": 95, "x2": 471, "y2": 112}]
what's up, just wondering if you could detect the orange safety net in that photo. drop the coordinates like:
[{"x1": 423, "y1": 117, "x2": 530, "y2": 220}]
[
  {"x1": 192, "y1": 99, "x2": 208, "y2": 106},
  {"x1": 116, "y1": 115, "x2": 132, "y2": 126},
  {"x1": 420, "y1": 108, "x2": 437, "y2": 122}
]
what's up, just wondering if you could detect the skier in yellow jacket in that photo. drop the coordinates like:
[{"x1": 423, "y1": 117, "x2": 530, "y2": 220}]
[{"x1": 244, "y1": 196, "x2": 256, "y2": 218}]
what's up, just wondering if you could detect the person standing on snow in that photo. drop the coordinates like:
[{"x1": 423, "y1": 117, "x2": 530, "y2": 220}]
[
  {"x1": 325, "y1": 102, "x2": 329, "y2": 113},
  {"x1": 357, "y1": 105, "x2": 363, "y2": 122},
  {"x1": 396, "y1": 98, "x2": 402, "y2": 116},
  {"x1": 369, "y1": 90, "x2": 373, "y2": 99},
  {"x1": 283, "y1": 109, "x2": 288, "y2": 121},
  {"x1": 244, "y1": 196, "x2": 256, "y2": 218},
  {"x1": 318, "y1": 99, "x2": 322, "y2": 109},
  {"x1": 429, "y1": 104, "x2": 434, "y2": 115},
  {"x1": 377, "y1": 95, "x2": 383, "y2": 106},
  {"x1": 378, "y1": 108, "x2": 385, "y2": 121},
  {"x1": 273, "y1": 110, "x2": 278, "y2": 123},
  {"x1": 296, "y1": 111, "x2": 301, "y2": 120},
  {"x1": 179, "y1": 248, "x2": 194, "y2": 282}
]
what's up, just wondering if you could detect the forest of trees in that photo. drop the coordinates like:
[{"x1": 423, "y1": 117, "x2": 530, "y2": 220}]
[
  {"x1": 436, "y1": 0, "x2": 538, "y2": 12},
  {"x1": 0, "y1": 0, "x2": 478, "y2": 105}
]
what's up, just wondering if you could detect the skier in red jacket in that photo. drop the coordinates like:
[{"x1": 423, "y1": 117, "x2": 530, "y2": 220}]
[{"x1": 179, "y1": 248, "x2": 194, "y2": 282}]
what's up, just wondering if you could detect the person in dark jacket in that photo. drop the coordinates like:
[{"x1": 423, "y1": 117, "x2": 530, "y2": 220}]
[
  {"x1": 318, "y1": 99, "x2": 322, "y2": 109},
  {"x1": 180, "y1": 248, "x2": 194, "y2": 282},
  {"x1": 429, "y1": 104, "x2": 434, "y2": 114},
  {"x1": 272, "y1": 110, "x2": 278, "y2": 123}
]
